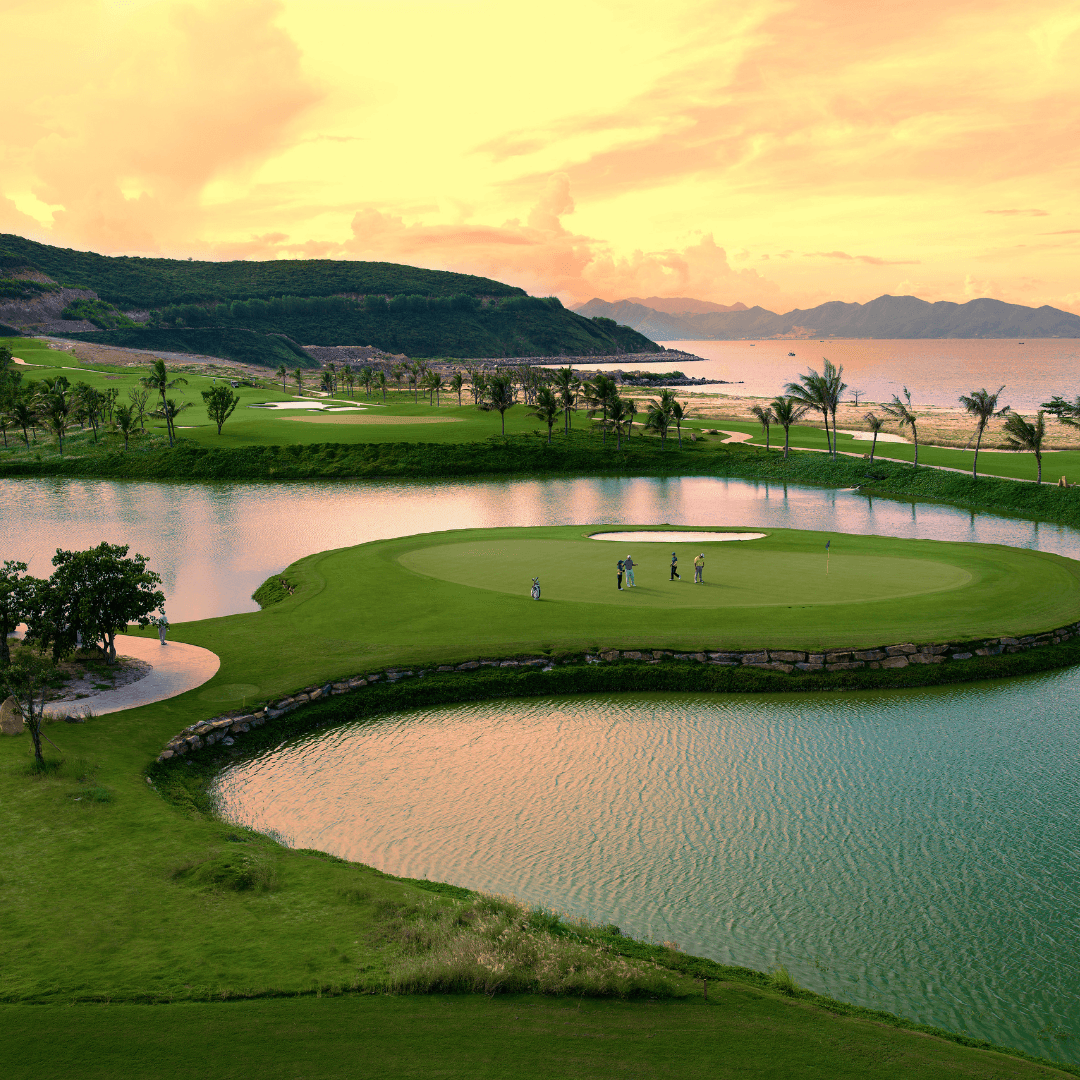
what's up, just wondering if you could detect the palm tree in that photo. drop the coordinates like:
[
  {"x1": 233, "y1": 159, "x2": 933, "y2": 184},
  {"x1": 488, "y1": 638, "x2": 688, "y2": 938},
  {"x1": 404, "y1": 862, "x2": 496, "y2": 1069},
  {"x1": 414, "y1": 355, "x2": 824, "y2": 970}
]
[
  {"x1": 450, "y1": 371, "x2": 465, "y2": 406},
  {"x1": 584, "y1": 373, "x2": 618, "y2": 444},
  {"x1": 822, "y1": 359, "x2": 847, "y2": 458},
  {"x1": 645, "y1": 391, "x2": 675, "y2": 446},
  {"x1": 427, "y1": 372, "x2": 444, "y2": 406},
  {"x1": 342, "y1": 365, "x2": 356, "y2": 399},
  {"x1": 294, "y1": 367, "x2": 304, "y2": 397},
  {"x1": 320, "y1": 370, "x2": 334, "y2": 397},
  {"x1": 276, "y1": 363, "x2": 288, "y2": 394},
  {"x1": 863, "y1": 412, "x2": 886, "y2": 464},
  {"x1": 10, "y1": 394, "x2": 37, "y2": 448},
  {"x1": 41, "y1": 390, "x2": 71, "y2": 455},
  {"x1": 670, "y1": 398, "x2": 689, "y2": 448},
  {"x1": 552, "y1": 366, "x2": 579, "y2": 434},
  {"x1": 154, "y1": 397, "x2": 191, "y2": 439},
  {"x1": 750, "y1": 404, "x2": 775, "y2": 450},
  {"x1": 608, "y1": 395, "x2": 633, "y2": 450},
  {"x1": 770, "y1": 396, "x2": 809, "y2": 460},
  {"x1": 1040, "y1": 393, "x2": 1080, "y2": 428},
  {"x1": 1002, "y1": 410, "x2": 1046, "y2": 483},
  {"x1": 114, "y1": 403, "x2": 137, "y2": 450},
  {"x1": 882, "y1": 387, "x2": 921, "y2": 466},
  {"x1": 360, "y1": 366, "x2": 373, "y2": 398},
  {"x1": 959, "y1": 386, "x2": 1009, "y2": 479},
  {"x1": 377, "y1": 371, "x2": 387, "y2": 401},
  {"x1": 140, "y1": 359, "x2": 188, "y2": 446},
  {"x1": 479, "y1": 374, "x2": 516, "y2": 435},
  {"x1": 528, "y1": 386, "x2": 560, "y2": 443},
  {"x1": 785, "y1": 366, "x2": 832, "y2": 455}
]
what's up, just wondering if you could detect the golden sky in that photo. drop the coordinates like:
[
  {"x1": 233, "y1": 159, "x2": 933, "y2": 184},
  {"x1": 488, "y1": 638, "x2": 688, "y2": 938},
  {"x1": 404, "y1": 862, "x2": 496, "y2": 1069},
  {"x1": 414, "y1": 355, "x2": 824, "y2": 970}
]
[{"x1": 2, "y1": 0, "x2": 1078, "y2": 311}]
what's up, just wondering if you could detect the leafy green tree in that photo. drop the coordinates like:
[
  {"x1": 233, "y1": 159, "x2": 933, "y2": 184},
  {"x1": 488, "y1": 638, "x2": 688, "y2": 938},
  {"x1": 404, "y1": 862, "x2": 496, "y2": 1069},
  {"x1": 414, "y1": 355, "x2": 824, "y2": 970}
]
[
  {"x1": 1, "y1": 649, "x2": 57, "y2": 768},
  {"x1": 959, "y1": 386, "x2": 1009, "y2": 479},
  {"x1": 113, "y1": 403, "x2": 137, "y2": 449},
  {"x1": 0, "y1": 560, "x2": 34, "y2": 668},
  {"x1": 201, "y1": 384, "x2": 240, "y2": 435},
  {"x1": 479, "y1": 373, "x2": 516, "y2": 435},
  {"x1": 882, "y1": 387, "x2": 921, "y2": 466},
  {"x1": 863, "y1": 412, "x2": 886, "y2": 465},
  {"x1": 360, "y1": 366, "x2": 373, "y2": 398},
  {"x1": 1002, "y1": 410, "x2": 1046, "y2": 483},
  {"x1": 32, "y1": 543, "x2": 165, "y2": 665},
  {"x1": 607, "y1": 395, "x2": 633, "y2": 450},
  {"x1": 140, "y1": 359, "x2": 188, "y2": 447},
  {"x1": 1040, "y1": 394, "x2": 1080, "y2": 427},
  {"x1": 584, "y1": 373, "x2": 618, "y2": 445},
  {"x1": 41, "y1": 388, "x2": 71, "y2": 456},
  {"x1": 377, "y1": 370, "x2": 387, "y2": 401},
  {"x1": 127, "y1": 387, "x2": 149, "y2": 433},
  {"x1": 769, "y1": 396, "x2": 809, "y2": 460},
  {"x1": 528, "y1": 386, "x2": 560, "y2": 443},
  {"x1": 750, "y1": 404, "x2": 774, "y2": 450}
]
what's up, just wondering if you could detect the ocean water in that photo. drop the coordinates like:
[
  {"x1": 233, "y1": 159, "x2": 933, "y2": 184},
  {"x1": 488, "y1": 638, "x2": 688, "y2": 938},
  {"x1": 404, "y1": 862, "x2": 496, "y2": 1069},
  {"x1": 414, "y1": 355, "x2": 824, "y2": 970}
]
[{"x1": 590, "y1": 338, "x2": 1080, "y2": 411}]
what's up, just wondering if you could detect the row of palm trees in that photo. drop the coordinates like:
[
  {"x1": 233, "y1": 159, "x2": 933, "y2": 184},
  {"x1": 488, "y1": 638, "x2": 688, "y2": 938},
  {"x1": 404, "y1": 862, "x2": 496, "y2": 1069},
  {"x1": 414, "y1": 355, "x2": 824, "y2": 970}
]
[{"x1": 752, "y1": 362, "x2": 1066, "y2": 483}]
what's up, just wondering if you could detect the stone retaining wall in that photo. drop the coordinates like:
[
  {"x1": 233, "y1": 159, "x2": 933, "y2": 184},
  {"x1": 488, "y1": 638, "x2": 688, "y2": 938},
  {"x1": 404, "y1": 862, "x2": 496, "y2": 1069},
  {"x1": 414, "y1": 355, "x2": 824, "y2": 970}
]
[{"x1": 156, "y1": 622, "x2": 1080, "y2": 763}]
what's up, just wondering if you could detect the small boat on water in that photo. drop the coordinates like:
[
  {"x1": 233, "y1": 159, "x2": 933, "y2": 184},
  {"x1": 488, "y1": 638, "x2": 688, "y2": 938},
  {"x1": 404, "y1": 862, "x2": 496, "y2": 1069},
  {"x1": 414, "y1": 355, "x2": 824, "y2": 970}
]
[{"x1": 788, "y1": 351, "x2": 796, "y2": 356}]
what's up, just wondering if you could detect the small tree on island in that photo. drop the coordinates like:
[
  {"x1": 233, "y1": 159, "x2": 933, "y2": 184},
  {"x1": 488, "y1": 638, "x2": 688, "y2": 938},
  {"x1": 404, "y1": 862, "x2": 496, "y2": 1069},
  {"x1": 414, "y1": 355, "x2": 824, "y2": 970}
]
[
  {"x1": 863, "y1": 412, "x2": 886, "y2": 465},
  {"x1": 750, "y1": 404, "x2": 775, "y2": 450},
  {"x1": 201, "y1": 385, "x2": 240, "y2": 435},
  {"x1": 140, "y1": 360, "x2": 188, "y2": 447},
  {"x1": 528, "y1": 386, "x2": 560, "y2": 444},
  {"x1": 882, "y1": 387, "x2": 921, "y2": 466},
  {"x1": 113, "y1": 403, "x2": 137, "y2": 450},
  {"x1": 30, "y1": 543, "x2": 165, "y2": 665}
]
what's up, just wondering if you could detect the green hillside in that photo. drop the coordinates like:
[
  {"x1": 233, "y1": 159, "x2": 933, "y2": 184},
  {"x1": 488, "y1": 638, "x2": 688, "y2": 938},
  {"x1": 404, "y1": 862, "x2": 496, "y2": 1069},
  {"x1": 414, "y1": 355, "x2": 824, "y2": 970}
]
[
  {"x1": 0, "y1": 234, "x2": 523, "y2": 307},
  {"x1": 0, "y1": 234, "x2": 661, "y2": 360}
]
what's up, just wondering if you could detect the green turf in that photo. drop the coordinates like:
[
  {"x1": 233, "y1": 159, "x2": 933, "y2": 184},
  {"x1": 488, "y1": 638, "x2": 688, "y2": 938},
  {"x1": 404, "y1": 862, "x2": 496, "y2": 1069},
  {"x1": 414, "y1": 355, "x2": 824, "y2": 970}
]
[
  {"x1": 3, "y1": 995, "x2": 1074, "y2": 1080},
  {"x1": 165, "y1": 527, "x2": 1080, "y2": 706}
]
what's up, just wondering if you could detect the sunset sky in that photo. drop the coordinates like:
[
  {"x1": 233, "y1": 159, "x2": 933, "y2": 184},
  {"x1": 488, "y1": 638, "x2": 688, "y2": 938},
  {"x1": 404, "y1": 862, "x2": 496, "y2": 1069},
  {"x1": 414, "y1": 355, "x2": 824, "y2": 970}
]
[{"x1": 2, "y1": 0, "x2": 1078, "y2": 311}]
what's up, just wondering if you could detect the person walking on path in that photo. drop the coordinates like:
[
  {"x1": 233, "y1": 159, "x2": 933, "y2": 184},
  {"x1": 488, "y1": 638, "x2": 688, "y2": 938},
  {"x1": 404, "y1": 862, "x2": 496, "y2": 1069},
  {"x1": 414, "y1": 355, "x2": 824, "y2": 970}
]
[
  {"x1": 617, "y1": 558, "x2": 625, "y2": 591},
  {"x1": 694, "y1": 552, "x2": 705, "y2": 584},
  {"x1": 670, "y1": 552, "x2": 681, "y2": 581},
  {"x1": 624, "y1": 554, "x2": 635, "y2": 587},
  {"x1": 157, "y1": 611, "x2": 169, "y2": 645}
]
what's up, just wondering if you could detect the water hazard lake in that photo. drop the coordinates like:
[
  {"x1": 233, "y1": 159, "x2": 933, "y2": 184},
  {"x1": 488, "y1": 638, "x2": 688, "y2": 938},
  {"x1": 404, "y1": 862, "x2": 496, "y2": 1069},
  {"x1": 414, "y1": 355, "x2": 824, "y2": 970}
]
[{"x1": 3, "y1": 473, "x2": 1079, "y2": 1063}]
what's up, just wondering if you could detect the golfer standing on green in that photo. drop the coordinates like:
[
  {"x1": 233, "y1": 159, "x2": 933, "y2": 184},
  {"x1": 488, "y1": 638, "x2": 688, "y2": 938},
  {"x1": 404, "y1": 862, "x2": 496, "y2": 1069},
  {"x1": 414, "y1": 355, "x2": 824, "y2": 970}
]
[
  {"x1": 670, "y1": 551, "x2": 680, "y2": 580},
  {"x1": 694, "y1": 552, "x2": 704, "y2": 584},
  {"x1": 624, "y1": 554, "x2": 635, "y2": 587}
]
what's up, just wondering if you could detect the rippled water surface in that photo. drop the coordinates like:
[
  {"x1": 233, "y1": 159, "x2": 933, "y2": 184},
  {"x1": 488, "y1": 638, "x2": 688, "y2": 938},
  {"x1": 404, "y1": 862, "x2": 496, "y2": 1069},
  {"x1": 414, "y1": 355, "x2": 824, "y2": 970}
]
[
  {"x1": 215, "y1": 682, "x2": 1080, "y2": 1063},
  {"x1": 4, "y1": 474, "x2": 1080, "y2": 620}
]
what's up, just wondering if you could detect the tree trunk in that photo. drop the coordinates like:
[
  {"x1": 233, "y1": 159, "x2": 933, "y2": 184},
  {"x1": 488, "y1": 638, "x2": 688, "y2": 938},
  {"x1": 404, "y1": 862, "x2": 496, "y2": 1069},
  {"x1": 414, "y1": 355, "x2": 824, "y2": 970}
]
[
  {"x1": 972, "y1": 427, "x2": 983, "y2": 478},
  {"x1": 783, "y1": 427, "x2": 790, "y2": 460},
  {"x1": 1036, "y1": 452, "x2": 1042, "y2": 483},
  {"x1": 870, "y1": 432, "x2": 877, "y2": 464}
]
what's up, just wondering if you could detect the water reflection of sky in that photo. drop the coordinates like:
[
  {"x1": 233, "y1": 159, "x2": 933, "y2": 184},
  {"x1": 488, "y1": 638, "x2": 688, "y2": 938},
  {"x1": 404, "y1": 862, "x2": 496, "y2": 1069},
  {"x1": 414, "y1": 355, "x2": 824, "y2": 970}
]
[{"x1": 3, "y1": 474, "x2": 1078, "y2": 621}]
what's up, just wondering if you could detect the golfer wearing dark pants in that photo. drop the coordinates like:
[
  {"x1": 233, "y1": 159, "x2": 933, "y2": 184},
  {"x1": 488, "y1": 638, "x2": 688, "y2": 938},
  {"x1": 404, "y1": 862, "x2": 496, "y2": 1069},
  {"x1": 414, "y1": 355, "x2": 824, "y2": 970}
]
[
  {"x1": 617, "y1": 558, "x2": 625, "y2": 590},
  {"x1": 670, "y1": 552, "x2": 680, "y2": 580}
]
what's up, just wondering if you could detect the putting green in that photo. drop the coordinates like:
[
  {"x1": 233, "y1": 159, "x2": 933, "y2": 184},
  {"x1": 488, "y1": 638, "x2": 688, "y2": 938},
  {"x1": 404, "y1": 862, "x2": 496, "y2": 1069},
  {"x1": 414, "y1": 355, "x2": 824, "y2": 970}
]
[
  {"x1": 178, "y1": 525, "x2": 1080, "y2": 692},
  {"x1": 398, "y1": 538, "x2": 973, "y2": 609}
]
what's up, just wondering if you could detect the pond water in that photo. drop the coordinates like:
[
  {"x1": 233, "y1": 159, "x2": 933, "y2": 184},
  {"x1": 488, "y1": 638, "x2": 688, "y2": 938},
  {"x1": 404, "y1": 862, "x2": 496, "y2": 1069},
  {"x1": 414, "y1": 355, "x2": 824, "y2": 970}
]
[
  {"x1": 3, "y1": 474, "x2": 1080, "y2": 622},
  {"x1": 213, "y1": 682, "x2": 1080, "y2": 1063}
]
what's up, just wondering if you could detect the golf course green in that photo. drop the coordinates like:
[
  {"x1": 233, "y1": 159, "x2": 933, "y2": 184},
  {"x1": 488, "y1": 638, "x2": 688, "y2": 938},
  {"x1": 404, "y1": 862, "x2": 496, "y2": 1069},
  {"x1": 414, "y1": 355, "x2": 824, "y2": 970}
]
[{"x1": 187, "y1": 526, "x2": 1080, "y2": 696}]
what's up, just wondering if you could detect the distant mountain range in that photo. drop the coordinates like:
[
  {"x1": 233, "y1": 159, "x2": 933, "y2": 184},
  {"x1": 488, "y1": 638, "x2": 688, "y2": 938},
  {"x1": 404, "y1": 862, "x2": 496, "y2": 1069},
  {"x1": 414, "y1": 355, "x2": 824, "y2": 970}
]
[{"x1": 573, "y1": 294, "x2": 1080, "y2": 340}]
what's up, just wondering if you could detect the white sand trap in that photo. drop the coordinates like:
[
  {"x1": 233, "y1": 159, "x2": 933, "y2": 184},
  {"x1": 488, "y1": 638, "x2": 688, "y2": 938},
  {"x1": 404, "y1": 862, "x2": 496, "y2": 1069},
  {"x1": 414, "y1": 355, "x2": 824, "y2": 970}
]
[
  {"x1": 44, "y1": 635, "x2": 220, "y2": 718},
  {"x1": 248, "y1": 401, "x2": 378, "y2": 411},
  {"x1": 839, "y1": 429, "x2": 909, "y2": 444},
  {"x1": 718, "y1": 430, "x2": 754, "y2": 443},
  {"x1": 589, "y1": 530, "x2": 766, "y2": 543}
]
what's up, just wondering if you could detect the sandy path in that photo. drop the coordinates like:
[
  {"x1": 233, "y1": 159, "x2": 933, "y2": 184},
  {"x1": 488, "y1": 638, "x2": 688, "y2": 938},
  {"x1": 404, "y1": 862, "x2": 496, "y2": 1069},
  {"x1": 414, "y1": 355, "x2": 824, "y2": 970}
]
[{"x1": 44, "y1": 635, "x2": 219, "y2": 718}]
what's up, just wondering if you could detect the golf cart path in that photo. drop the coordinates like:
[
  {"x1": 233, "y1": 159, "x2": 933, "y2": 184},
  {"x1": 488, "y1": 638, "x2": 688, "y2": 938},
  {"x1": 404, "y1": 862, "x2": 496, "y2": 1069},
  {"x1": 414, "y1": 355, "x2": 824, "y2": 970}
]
[{"x1": 44, "y1": 635, "x2": 219, "y2": 717}]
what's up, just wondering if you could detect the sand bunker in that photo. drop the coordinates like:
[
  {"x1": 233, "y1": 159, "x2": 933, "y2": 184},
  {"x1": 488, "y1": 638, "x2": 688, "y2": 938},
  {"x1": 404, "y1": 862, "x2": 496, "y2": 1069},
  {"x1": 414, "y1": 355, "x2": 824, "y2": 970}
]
[
  {"x1": 288, "y1": 414, "x2": 463, "y2": 425},
  {"x1": 589, "y1": 531, "x2": 767, "y2": 543}
]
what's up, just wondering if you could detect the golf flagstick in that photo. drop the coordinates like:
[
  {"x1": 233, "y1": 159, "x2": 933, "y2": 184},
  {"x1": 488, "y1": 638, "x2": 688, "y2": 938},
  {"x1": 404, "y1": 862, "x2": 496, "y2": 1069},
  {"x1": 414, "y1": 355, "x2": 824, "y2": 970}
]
[{"x1": 826, "y1": 538, "x2": 830, "y2": 575}]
